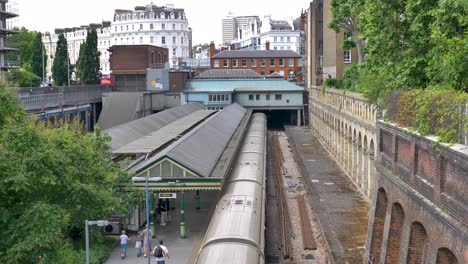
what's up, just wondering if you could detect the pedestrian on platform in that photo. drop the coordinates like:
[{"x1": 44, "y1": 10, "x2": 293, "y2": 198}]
[
  {"x1": 140, "y1": 224, "x2": 152, "y2": 258},
  {"x1": 135, "y1": 237, "x2": 143, "y2": 257},
  {"x1": 160, "y1": 200, "x2": 167, "y2": 226},
  {"x1": 120, "y1": 230, "x2": 129, "y2": 259},
  {"x1": 153, "y1": 240, "x2": 170, "y2": 264}
]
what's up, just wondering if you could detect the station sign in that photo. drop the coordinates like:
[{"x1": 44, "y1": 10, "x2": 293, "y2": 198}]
[{"x1": 159, "y1": 193, "x2": 177, "y2": 199}]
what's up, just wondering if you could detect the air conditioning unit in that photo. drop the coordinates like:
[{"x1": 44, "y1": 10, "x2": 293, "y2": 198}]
[{"x1": 102, "y1": 222, "x2": 121, "y2": 235}]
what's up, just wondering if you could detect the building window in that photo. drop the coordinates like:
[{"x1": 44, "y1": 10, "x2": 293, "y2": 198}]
[
  {"x1": 150, "y1": 36, "x2": 154, "y2": 43},
  {"x1": 173, "y1": 48, "x2": 176, "y2": 56},
  {"x1": 274, "y1": 37, "x2": 277, "y2": 42},
  {"x1": 275, "y1": 94, "x2": 282, "y2": 100},
  {"x1": 126, "y1": 25, "x2": 129, "y2": 31},
  {"x1": 150, "y1": 12, "x2": 154, "y2": 19},
  {"x1": 115, "y1": 26, "x2": 117, "y2": 32},
  {"x1": 233, "y1": 59, "x2": 238, "y2": 67},
  {"x1": 255, "y1": 94, "x2": 260, "y2": 100},
  {"x1": 162, "y1": 36, "x2": 165, "y2": 44},
  {"x1": 280, "y1": 36, "x2": 284, "y2": 42},
  {"x1": 250, "y1": 59, "x2": 256, "y2": 67},
  {"x1": 172, "y1": 36, "x2": 176, "y2": 44},
  {"x1": 344, "y1": 50, "x2": 351, "y2": 63},
  {"x1": 181, "y1": 37, "x2": 183, "y2": 44},
  {"x1": 260, "y1": 70, "x2": 265, "y2": 75},
  {"x1": 287, "y1": 36, "x2": 290, "y2": 42},
  {"x1": 279, "y1": 58, "x2": 284, "y2": 66},
  {"x1": 223, "y1": 59, "x2": 228, "y2": 67},
  {"x1": 132, "y1": 24, "x2": 135, "y2": 30},
  {"x1": 160, "y1": 12, "x2": 165, "y2": 18},
  {"x1": 150, "y1": 24, "x2": 154, "y2": 29},
  {"x1": 139, "y1": 24, "x2": 143, "y2": 30},
  {"x1": 248, "y1": 94, "x2": 254, "y2": 101},
  {"x1": 274, "y1": 47, "x2": 278, "y2": 50},
  {"x1": 260, "y1": 59, "x2": 266, "y2": 67},
  {"x1": 214, "y1": 59, "x2": 219, "y2": 68},
  {"x1": 120, "y1": 26, "x2": 123, "y2": 31},
  {"x1": 140, "y1": 13, "x2": 144, "y2": 19},
  {"x1": 132, "y1": 37, "x2": 135, "y2": 44},
  {"x1": 162, "y1": 24, "x2": 165, "y2": 30},
  {"x1": 140, "y1": 37, "x2": 143, "y2": 44},
  {"x1": 172, "y1": 24, "x2": 176, "y2": 30},
  {"x1": 241, "y1": 59, "x2": 247, "y2": 67},
  {"x1": 266, "y1": 94, "x2": 270, "y2": 100},
  {"x1": 288, "y1": 58, "x2": 294, "y2": 66},
  {"x1": 270, "y1": 58, "x2": 275, "y2": 66}
]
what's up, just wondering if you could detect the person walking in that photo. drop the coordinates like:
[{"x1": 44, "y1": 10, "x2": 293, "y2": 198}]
[
  {"x1": 153, "y1": 240, "x2": 170, "y2": 264},
  {"x1": 160, "y1": 200, "x2": 167, "y2": 226},
  {"x1": 140, "y1": 225, "x2": 153, "y2": 258},
  {"x1": 135, "y1": 237, "x2": 143, "y2": 257},
  {"x1": 120, "y1": 230, "x2": 129, "y2": 259}
]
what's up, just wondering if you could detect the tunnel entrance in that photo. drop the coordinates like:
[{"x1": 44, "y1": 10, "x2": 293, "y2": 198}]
[{"x1": 254, "y1": 109, "x2": 300, "y2": 129}]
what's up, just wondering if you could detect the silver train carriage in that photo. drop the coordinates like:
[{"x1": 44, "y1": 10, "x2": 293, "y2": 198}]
[{"x1": 196, "y1": 113, "x2": 267, "y2": 264}]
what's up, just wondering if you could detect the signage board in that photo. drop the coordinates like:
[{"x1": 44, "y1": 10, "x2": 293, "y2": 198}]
[{"x1": 159, "y1": 193, "x2": 177, "y2": 199}]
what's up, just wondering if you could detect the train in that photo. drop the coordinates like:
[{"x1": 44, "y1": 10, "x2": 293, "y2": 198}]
[{"x1": 195, "y1": 113, "x2": 267, "y2": 264}]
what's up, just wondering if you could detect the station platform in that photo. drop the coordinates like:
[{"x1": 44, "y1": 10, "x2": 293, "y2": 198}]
[{"x1": 104, "y1": 190, "x2": 219, "y2": 264}]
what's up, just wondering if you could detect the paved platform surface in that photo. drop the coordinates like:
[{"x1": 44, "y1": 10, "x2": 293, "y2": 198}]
[
  {"x1": 103, "y1": 190, "x2": 218, "y2": 264},
  {"x1": 285, "y1": 126, "x2": 369, "y2": 264}
]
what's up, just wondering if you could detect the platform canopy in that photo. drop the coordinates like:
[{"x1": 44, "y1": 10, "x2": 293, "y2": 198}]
[{"x1": 125, "y1": 103, "x2": 250, "y2": 192}]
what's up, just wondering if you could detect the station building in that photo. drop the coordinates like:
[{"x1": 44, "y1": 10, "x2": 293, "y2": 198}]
[{"x1": 107, "y1": 103, "x2": 252, "y2": 237}]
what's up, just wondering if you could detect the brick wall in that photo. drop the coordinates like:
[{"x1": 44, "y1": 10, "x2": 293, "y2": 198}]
[{"x1": 365, "y1": 121, "x2": 467, "y2": 264}]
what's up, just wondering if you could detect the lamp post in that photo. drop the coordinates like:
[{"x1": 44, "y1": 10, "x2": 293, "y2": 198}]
[
  {"x1": 132, "y1": 176, "x2": 162, "y2": 264},
  {"x1": 85, "y1": 220, "x2": 109, "y2": 264}
]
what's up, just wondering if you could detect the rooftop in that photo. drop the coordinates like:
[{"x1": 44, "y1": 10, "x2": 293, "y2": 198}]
[
  {"x1": 184, "y1": 79, "x2": 305, "y2": 92},
  {"x1": 212, "y1": 50, "x2": 301, "y2": 59},
  {"x1": 194, "y1": 69, "x2": 263, "y2": 79}
]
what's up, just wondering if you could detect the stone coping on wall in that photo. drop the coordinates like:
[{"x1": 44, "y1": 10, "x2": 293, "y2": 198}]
[
  {"x1": 379, "y1": 120, "x2": 468, "y2": 154},
  {"x1": 309, "y1": 85, "x2": 366, "y2": 101}
]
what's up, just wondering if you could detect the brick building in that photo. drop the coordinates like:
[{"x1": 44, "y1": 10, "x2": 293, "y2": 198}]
[
  {"x1": 209, "y1": 42, "x2": 303, "y2": 82},
  {"x1": 109, "y1": 45, "x2": 168, "y2": 91}
]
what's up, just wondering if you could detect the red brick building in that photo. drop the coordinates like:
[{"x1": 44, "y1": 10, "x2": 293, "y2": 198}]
[
  {"x1": 209, "y1": 42, "x2": 303, "y2": 81},
  {"x1": 109, "y1": 45, "x2": 169, "y2": 91}
]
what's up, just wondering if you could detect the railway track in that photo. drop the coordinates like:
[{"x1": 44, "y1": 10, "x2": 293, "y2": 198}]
[{"x1": 269, "y1": 131, "x2": 293, "y2": 260}]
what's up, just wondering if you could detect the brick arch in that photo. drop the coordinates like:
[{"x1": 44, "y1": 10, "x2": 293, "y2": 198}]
[
  {"x1": 406, "y1": 221, "x2": 428, "y2": 264},
  {"x1": 436, "y1": 247, "x2": 457, "y2": 264},
  {"x1": 385, "y1": 202, "x2": 405, "y2": 263},
  {"x1": 363, "y1": 135, "x2": 369, "y2": 191},
  {"x1": 369, "y1": 188, "x2": 388, "y2": 263}
]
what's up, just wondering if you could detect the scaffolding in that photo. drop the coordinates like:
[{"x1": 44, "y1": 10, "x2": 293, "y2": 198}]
[{"x1": 0, "y1": 0, "x2": 19, "y2": 83}]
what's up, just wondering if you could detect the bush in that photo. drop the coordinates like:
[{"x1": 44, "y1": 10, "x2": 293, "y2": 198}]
[
  {"x1": 388, "y1": 88, "x2": 468, "y2": 143},
  {"x1": 324, "y1": 78, "x2": 341, "y2": 88}
]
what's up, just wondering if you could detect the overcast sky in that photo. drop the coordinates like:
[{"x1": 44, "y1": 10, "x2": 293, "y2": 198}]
[{"x1": 15, "y1": 0, "x2": 307, "y2": 44}]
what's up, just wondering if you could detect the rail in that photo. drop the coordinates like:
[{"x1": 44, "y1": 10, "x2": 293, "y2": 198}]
[{"x1": 17, "y1": 85, "x2": 112, "y2": 111}]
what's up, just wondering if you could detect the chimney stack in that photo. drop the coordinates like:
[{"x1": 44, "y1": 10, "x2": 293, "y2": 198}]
[
  {"x1": 209, "y1": 41, "x2": 215, "y2": 57},
  {"x1": 266, "y1": 40, "x2": 270, "y2": 51}
]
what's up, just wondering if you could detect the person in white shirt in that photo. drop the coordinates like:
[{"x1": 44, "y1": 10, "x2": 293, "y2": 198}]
[
  {"x1": 153, "y1": 240, "x2": 170, "y2": 264},
  {"x1": 119, "y1": 230, "x2": 129, "y2": 259}
]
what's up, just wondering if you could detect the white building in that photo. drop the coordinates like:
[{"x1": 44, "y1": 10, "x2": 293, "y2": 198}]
[
  {"x1": 229, "y1": 15, "x2": 301, "y2": 53},
  {"x1": 41, "y1": 3, "x2": 191, "y2": 80},
  {"x1": 42, "y1": 22, "x2": 112, "y2": 77},
  {"x1": 111, "y1": 4, "x2": 190, "y2": 68}
]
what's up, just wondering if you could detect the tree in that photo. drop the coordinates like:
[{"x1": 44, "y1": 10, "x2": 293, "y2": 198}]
[
  {"x1": 78, "y1": 29, "x2": 101, "y2": 84},
  {"x1": 30, "y1": 32, "x2": 47, "y2": 83},
  {"x1": 75, "y1": 42, "x2": 87, "y2": 81},
  {"x1": 0, "y1": 85, "x2": 129, "y2": 263},
  {"x1": 9, "y1": 27, "x2": 36, "y2": 67},
  {"x1": 329, "y1": 0, "x2": 366, "y2": 63},
  {"x1": 51, "y1": 33, "x2": 71, "y2": 86}
]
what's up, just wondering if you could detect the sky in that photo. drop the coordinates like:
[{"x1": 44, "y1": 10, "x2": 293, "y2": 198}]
[{"x1": 15, "y1": 0, "x2": 307, "y2": 44}]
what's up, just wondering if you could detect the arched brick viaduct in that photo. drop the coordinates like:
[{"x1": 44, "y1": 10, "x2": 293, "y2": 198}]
[{"x1": 309, "y1": 87, "x2": 466, "y2": 264}]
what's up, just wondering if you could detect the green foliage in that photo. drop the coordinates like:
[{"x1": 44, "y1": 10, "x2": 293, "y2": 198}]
[
  {"x1": 388, "y1": 88, "x2": 468, "y2": 143},
  {"x1": 324, "y1": 78, "x2": 341, "y2": 88},
  {"x1": 329, "y1": 0, "x2": 365, "y2": 63},
  {"x1": 31, "y1": 32, "x2": 47, "y2": 82},
  {"x1": 52, "y1": 34, "x2": 72, "y2": 86},
  {"x1": 9, "y1": 66, "x2": 41, "y2": 87},
  {"x1": 75, "y1": 42, "x2": 87, "y2": 81},
  {"x1": 9, "y1": 27, "x2": 36, "y2": 67},
  {"x1": 0, "y1": 85, "x2": 26, "y2": 126},
  {"x1": 0, "y1": 87, "x2": 129, "y2": 263},
  {"x1": 78, "y1": 29, "x2": 101, "y2": 84},
  {"x1": 343, "y1": 64, "x2": 360, "y2": 90}
]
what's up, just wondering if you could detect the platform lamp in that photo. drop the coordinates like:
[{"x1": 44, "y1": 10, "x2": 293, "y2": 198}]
[{"x1": 132, "y1": 176, "x2": 162, "y2": 264}]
